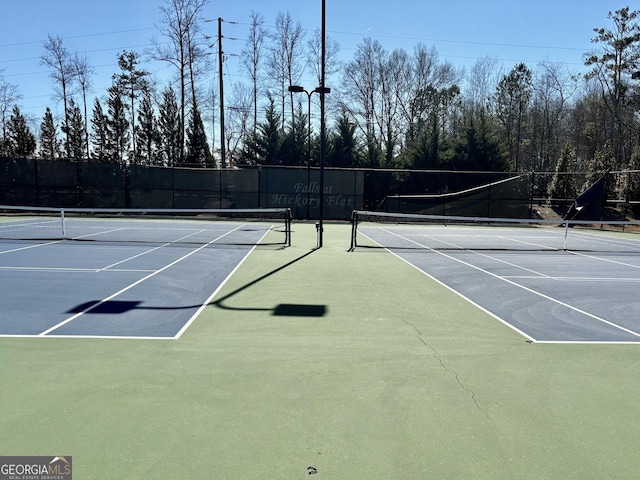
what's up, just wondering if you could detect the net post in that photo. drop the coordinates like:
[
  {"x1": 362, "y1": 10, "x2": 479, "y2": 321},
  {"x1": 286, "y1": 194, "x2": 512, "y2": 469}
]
[
  {"x1": 349, "y1": 210, "x2": 358, "y2": 251},
  {"x1": 285, "y1": 208, "x2": 292, "y2": 246},
  {"x1": 563, "y1": 220, "x2": 569, "y2": 251},
  {"x1": 60, "y1": 208, "x2": 66, "y2": 240}
]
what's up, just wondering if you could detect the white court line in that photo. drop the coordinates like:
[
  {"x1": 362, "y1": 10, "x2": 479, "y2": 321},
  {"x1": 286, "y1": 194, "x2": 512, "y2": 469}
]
[
  {"x1": 371, "y1": 227, "x2": 640, "y2": 343},
  {"x1": 0, "y1": 231, "x2": 209, "y2": 273},
  {"x1": 97, "y1": 229, "x2": 211, "y2": 271},
  {"x1": 411, "y1": 229, "x2": 555, "y2": 278},
  {"x1": 173, "y1": 228, "x2": 272, "y2": 339},
  {"x1": 0, "y1": 333, "x2": 174, "y2": 340},
  {"x1": 71, "y1": 227, "x2": 129, "y2": 240},
  {"x1": 493, "y1": 233, "x2": 562, "y2": 251},
  {"x1": 457, "y1": 247, "x2": 554, "y2": 279},
  {"x1": 442, "y1": 235, "x2": 640, "y2": 281},
  {"x1": 0, "y1": 266, "x2": 154, "y2": 273},
  {"x1": 0, "y1": 229, "x2": 214, "y2": 272},
  {"x1": 570, "y1": 229, "x2": 640, "y2": 251},
  {"x1": 0, "y1": 240, "x2": 62, "y2": 254},
  {"x1": 570, "y1": 250, "x2": 640, "y2": 270},
  {"x1": 436, "y1": 239, "x2": 640, "y2": 282},
  {"x1": 38, "y1": 224, "x2": 247, "y2": 337},
  {"x1": 505, "y1": 275, "x2": 640, "y2": 282}
]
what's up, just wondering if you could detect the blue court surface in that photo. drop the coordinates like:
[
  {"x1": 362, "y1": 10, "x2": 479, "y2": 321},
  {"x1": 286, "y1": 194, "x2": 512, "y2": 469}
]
[
  {"x1": 359, "y1": 225, "x2": 640, "y2": 344},
  {"x1": 0, "y1": 226, "x2": 272, "y2": 339}
]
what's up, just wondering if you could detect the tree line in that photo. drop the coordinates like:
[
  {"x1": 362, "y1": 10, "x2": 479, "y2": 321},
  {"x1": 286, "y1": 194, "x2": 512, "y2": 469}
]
[{"x1": 1, "y1": 3, "x2": 640, "y2": 188}]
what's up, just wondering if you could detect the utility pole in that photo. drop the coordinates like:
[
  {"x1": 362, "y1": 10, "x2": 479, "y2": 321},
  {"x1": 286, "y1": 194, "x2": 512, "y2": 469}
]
[
  {"x1": 318, "y1": 0, "x2": 326, "y2": 247},
  {"x1": 218, "y1": 17, "x2": 226, "y2": 168}
]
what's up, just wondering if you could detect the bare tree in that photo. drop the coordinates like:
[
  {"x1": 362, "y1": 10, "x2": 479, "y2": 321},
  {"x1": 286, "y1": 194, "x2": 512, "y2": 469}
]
[
  {"x1": 0, "y1": 70, "x2": 22, "y2": 152},
  {"x1": 465, "y1": 56, "x2": 502, "y2": 114},
  {"x1": 71, "y1": 53, "x2": 94, "y2": 159},
  {"x1": 201, "y1": 83, "x2": 218, "y2": 162},
  {"x1": 183, "y1": 5, "x2": 210, "y2": 112},
  {"x1": 306, "y1": 29, "x2": 341, "y2": 127},
  {"x1": 240, "y1": 11, "x2": 267, "y2": 136},
  {"x1": 306, "y1": 28, "x2": 341, "y2": 86},
  {"x1": 341, "y1": 38, "x2": 385, "y2": 166},
  {"x1": 267, "y1": 11, "x2": 305, "y2": 128},
  {"x1": 377, "y1": 48, "x2": 406, "y2": 165},
  {"x1": 398, "y1": 44, "x2": 461, "y2": 146},
  {"x1": 225, "y1": 82, "x2": 252, "y2": 164},
  {"x1": 151, "y1": 0, "x2": 210, "y2": 162},
  {"x1": 40, "y1": 34, "x2": 74, "y2": 157},
  {"x1": 529, "y1": 61, "x2": 578, "y2": 171}
]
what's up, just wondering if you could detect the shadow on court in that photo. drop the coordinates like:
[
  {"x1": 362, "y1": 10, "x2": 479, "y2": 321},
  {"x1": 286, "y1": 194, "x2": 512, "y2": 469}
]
[
  {"x1": 212, "y1": 247, "x2": 327, "y2": 317},
  {"x1": 65, "y1": 248, "x2": 327, "y2": 319},
  {"x1": 67, "y1": 300, "x2": 143, "y2": 314},
  {"x1": 67, "y1": 300, "x2": 196, "y2": 314}
]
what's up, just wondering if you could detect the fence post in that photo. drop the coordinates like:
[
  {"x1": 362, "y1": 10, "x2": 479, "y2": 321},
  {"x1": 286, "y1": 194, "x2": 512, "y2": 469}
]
[{"x1": 529, "y1": 172, "x2": 535, "y2": 217}]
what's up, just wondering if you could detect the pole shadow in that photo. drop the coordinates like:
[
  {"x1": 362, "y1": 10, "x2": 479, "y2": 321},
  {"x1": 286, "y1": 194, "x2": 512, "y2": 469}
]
[
  {"x1": 212, "y1": 248, "x2": 328, "y2": 317},
  {"x1": 65, "y1": 249, "x2": 327, "y2": 319}
]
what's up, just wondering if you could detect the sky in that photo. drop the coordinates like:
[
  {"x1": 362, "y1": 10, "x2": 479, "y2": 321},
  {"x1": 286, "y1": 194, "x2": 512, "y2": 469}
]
[{"x1": 0, "y1": 0, "x2": 626, "y2": 129}]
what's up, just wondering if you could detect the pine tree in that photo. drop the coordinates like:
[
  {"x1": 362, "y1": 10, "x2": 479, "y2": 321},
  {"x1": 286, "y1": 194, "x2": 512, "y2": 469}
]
[
  {"x1": 185, "y1": 107, "x2": 212, "y2": 167},
  {"x1": 406, "y1": 116, "x2": 440, "y2": 170},
  {"x1": 548, "y1": 143, "x2": 578, "y2": 204},
  {"x1": 61, "y1": 98, "x2": 85, "y2": 160},
  {"x1": 326, "y1": 113, "x2": 362, "y2": 167},
  {"x1": 106, "y1": 86, "x2": 130, "y2": 165},
  {"x1": 244, "y1": 98, "x2": 282, "y2": 165},
  {"x1": 7, "y1": 106, "x2": 36, "y2": 157},
  {"x1": 113, "y1": 50, "x2": 149, "y2": 160},
  {"x1": 494, "y1": 63, "x2": 532, "y2": 170},
  {"x1": 135, "y1": 88, "x2": 159, "y2": 165},
  {"x1": 0, "y1": 137, "x2": 10, "y2": 156},
  {"x1": 158, "y1": 86, "x2": 182, "y2": 167},
  {"x1": 39, "y1": 107, "x2": 60, "y2": 160},
  {"x1": 279, "y1": 102, "x2": 307, "y2": 166},
  {"x1": 453, "y1": 113, "x2": 508, "y2": 171},
  {"x1": 90, "y1": 98, "x2": 109, "y2": 162},
  {"x1": 584, "y1": 143, "x2": 616, "y2": 200}
]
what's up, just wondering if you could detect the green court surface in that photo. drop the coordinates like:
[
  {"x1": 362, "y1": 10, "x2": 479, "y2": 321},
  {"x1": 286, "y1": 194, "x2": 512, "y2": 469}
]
[{"x1": 2, "y1": 222, "x2": 640, "y2": 479}]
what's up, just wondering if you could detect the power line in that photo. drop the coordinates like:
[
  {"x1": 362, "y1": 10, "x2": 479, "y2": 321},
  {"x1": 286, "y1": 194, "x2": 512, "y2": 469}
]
[
  {"x1": 0, "y1": 27, "x2": 157, "y2": 49},
  {"x1": 231, "y1": 20, "x2": 588, "y2": 53},
  {"x1": 0, "y1": 42, "x2": 170, "y2": 65},
  {"x1": 327, "y1": 30, "x2": 588, "y2": 52}
]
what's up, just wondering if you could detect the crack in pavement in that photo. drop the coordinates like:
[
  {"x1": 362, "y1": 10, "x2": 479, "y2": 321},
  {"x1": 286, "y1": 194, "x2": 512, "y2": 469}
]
[{"x1": 402, "y1": 318, "x2": 493, "y2": 423}]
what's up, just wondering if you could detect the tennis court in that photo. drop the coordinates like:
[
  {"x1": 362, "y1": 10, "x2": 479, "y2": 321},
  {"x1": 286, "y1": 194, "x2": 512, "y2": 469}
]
[
  {"x1": 0, "y1": 206, "x2": 291, "y2": 338},
  {"x1": 3, "y1": 218, "x2": 640, "y2": 479},
  {"x1": 351, "y1": 211, "x2": 640, "y2": 343}
]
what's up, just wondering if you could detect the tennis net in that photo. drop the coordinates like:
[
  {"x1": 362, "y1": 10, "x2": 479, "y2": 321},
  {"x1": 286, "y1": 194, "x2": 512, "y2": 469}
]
[
  {"x1": 350, "y1": 210, "x2": 640, "y2": 253},
  {"x1": 0, "y1": 205, "x2": 292, "y2": 246}
]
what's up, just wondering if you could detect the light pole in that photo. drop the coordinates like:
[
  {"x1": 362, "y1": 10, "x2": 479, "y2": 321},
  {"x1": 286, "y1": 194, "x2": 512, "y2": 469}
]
[
  {"x1": 288, "y1": 85, "x2": 330, "y2": 220},
  {"x1": 319, "y1": 0, "x2": 327, "y2": 248}
]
